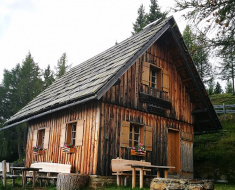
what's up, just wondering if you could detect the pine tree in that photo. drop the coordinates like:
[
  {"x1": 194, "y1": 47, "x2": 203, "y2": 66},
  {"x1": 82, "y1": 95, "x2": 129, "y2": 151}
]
[
  {"x1": 0, "y1": 52, "x2": 44, "y2": 160},
  {"x1": 173, "y1": 0, "x2": 235, "y2": 58},
  {"x1": 147, "y1": 0, "x2": 167, "y2": 23},
  {"x1": 132, "y1": 4, "x2": 147, "y2": 35},
  {"x1": 207, "y1": 76, "x2": 215, "y2": 95},
  {"x1": 225, "y1": 81, "x2": 233, "y2": 93},
  {"x1": 183, "y1": 25, "x2": 213, "y2": 87},
  {"x1": 43, "y1": 65, "x2": 55, "y2": 89},
  {"x1": 214, "y1": 82, "x2": 223, "y2": 94},
  {"x1": 218, "y1": 51, "x2": 235, "y2": 93},
  {"x1": 56, "y1": 53, "x2": 71, "y2": 78},
  {"x1": 132, "y1": 0, "x2": 167, "y2": 34}
]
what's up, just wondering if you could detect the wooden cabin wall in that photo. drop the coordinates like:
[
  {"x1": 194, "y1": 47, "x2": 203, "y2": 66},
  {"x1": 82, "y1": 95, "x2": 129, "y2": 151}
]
[
  {"x1": 102, "y1": 41, "x2": 193, "y2": 124},
  {"x1": 99, "y1": 40, "x2": 194, "y2": 177},
  {"x1": 97, "y1": 102, "x2": 194, "y2": 176},
  {"x1": 26, "y1": 101, "x2": 100, "y2": 175}
]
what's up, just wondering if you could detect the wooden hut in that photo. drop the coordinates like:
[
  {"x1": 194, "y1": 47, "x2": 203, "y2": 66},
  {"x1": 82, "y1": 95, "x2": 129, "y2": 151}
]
[{"x1": 5, "y1": 16, "x2": 222, "y2": 178}]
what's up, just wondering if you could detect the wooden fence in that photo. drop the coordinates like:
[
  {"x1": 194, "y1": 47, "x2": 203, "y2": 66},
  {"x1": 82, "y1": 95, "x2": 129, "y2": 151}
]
[{"x1": 214, "y1": 104, "x2": 235, "y2": 114}]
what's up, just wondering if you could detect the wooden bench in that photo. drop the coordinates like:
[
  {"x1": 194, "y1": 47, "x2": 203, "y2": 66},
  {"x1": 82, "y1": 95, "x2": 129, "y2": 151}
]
[
  {"x1": 29, "y1": 162, "x2": 71, "y2": 186},
  {"x1": 0, "y1": 161, "x2": 20, "y2": 187},
  {"x1": 111, "y1": 158, "x2": 151, "y2": 186}
]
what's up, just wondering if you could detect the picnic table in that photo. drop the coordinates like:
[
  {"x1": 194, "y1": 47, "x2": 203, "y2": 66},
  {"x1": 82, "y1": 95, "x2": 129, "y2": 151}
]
[
  {"x1": 126, "y1": 164, "x2": 175, "y2": 188},
  {"x1": 11, "y1": 167, "x2": 41, "y2": 188}
]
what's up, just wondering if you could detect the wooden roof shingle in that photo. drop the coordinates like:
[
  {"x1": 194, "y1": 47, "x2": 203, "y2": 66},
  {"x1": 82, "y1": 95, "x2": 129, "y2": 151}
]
[{"x1": 4, "y1": 16, "x2": 222, "y2": 133}]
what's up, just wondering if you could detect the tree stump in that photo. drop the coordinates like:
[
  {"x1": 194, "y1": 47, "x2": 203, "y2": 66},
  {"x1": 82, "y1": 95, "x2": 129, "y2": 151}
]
[{"x1": 57, "y1": 173, "x2": 89, "y2": 190}]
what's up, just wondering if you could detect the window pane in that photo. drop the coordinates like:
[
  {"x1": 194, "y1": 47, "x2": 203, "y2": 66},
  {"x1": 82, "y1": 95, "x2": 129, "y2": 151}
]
[{"x1": 151, "y1": 70, "x2": 157, "y2": 88}]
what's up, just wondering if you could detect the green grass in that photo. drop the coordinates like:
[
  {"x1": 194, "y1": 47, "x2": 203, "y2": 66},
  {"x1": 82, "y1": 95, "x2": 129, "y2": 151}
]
[
  {"x1": 210, "y1": 93, "x2": 235, "y2": 105},
  {"x1": 194, "y1": 93, "x2": 235, "y2": 183},
  {"x1": 214, "y1": 183, "x2": 235, "y2": 190}
]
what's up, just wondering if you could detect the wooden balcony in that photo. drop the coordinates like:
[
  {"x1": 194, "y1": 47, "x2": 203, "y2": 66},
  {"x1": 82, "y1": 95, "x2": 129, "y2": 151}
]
[{"x1": 140, "y1": 85, "x2": 171, "y2": 110}]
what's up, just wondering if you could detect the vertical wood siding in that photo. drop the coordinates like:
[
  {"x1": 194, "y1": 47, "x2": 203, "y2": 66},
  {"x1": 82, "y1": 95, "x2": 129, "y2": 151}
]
[
  {"x1": 97, "y1": 103, "x2": 194, "y2": 176},
  {"x1": 102, "y1": 41, "x2": 193, "y2": 124},
  {"x1": 99, "y1": 40, "x2": 194, "y2": 176},
  {"x1": 26, "y1": 101, "x2": 100, "y2": 175}
]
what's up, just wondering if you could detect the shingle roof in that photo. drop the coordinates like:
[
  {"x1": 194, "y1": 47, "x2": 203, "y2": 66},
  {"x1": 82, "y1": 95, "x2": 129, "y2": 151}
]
[
  {"x1": 5, "y1": 16, "x2": 222, "y2": 133},
  {"x1": 6, "y1": 16, "x2": 173, "y2": 124}
]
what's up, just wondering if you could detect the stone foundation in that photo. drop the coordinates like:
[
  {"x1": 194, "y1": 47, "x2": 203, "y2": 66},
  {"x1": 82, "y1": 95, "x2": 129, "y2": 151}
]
[
  {"x1": 89, "y1": 175, "x2": 116, "y2": 189},
  {"x1": 150, "y1": 178, "x2": 214, "y2": 190}
]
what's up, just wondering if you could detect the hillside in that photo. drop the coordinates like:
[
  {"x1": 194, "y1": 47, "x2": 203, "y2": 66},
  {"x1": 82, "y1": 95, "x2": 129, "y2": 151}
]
[{"x1": 194, "y1": 93, "x2": 235, "y2": 183}]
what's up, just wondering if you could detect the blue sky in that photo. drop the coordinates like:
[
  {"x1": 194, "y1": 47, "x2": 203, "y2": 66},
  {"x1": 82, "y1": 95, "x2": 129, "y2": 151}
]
[{"x1": 0, "y1": 0, "x2": 184, "y2": 83}]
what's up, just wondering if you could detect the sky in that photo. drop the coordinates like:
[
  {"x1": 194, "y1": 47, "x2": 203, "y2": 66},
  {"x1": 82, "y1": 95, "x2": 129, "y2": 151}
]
[{"x1": 0, "y1": 0, "x2": 186, "y2": 83}]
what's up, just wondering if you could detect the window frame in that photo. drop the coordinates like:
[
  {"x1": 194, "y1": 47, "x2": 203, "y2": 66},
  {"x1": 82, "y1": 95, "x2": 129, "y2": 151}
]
[
  {"x1": 60, "y1": 120, "x2": 84, "y2": 147},
  {"x1": 129, "y1": 124, "x2": 144, "y2": 148},
  {"x1": 150, "y1": 65, "x2": 162, "y2": 90},
  {"x1": 66, "y1": 122, "x2": 77, "y2": 146},
  {"x1": 37, "y1": 128, "x2": 45, "y2": 148}
]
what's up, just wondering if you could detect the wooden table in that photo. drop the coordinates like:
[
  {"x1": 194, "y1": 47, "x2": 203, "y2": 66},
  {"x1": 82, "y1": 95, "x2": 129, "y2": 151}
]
[
  {"x1": 127, "y1": 164, "x2": 175, "y2": 188},
  {"x1": 11, "y1": 167, "x2": 42, "y2": 188}
]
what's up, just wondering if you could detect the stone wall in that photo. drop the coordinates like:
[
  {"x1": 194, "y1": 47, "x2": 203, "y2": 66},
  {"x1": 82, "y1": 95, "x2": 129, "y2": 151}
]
[
  {"x1": 89, "y1": 175, "x2": 116, "y2": 189},
  {"x1": 150, "y1": 178, "x2": 214, "y2": 190}
]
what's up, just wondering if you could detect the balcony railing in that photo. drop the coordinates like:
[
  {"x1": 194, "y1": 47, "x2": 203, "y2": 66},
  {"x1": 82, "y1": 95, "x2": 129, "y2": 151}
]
[{"x1": 140, "y1": 84, "x2": 169, "y2": 102}]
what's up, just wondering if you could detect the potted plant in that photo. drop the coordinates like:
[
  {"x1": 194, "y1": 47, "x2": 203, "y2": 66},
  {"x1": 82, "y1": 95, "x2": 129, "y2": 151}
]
[
  {"x1": 131, "y1": 142, "x2": 146, "y2": 156},
  {"x1": 62, "y1": 143, "x2": 75, "y2": 153},
  {"x1": 32, "y1": 146, "x2": 44, "y2": 155}
]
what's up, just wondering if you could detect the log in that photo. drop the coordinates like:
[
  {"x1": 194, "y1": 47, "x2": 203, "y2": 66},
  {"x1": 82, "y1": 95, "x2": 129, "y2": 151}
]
[{"x1": 56, "y1": 173, "x2": 89, "y2": 190}]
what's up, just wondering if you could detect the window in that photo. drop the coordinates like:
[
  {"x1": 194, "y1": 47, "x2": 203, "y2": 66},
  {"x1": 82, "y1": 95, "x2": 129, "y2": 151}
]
[
  {"x1": 37, "y1": 129, "x2": 45, "y2": 148},
  {"x1": 120, "y1": 121, "x2": 152, "y2": 151},
  {"x1": 60, "y1": 120, "x2": 84, "y2": 147},
  {"x1": 66, "y1": 123, "x2": 77, "y2": 146},
  {"x1": 129, "y1": 124, "x2": 142, "y2": 147},
  {"x1": 142, "y1": 61, "x2": 166, "y2": 91},
  {"x1": 32, "y1": 127, "x2": 50, "y2": 149}
]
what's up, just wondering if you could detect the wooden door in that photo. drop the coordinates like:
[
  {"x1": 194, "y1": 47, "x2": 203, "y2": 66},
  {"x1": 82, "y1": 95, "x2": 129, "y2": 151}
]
[{"x1": 168, "y1": 129, "x2": 180, "y2": 174}]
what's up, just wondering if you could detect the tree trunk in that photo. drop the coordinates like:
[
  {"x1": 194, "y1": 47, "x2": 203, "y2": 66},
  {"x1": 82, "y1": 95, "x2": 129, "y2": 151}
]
[{"x1": 57, "y1": 173, "x2": 89, "y2": 190}]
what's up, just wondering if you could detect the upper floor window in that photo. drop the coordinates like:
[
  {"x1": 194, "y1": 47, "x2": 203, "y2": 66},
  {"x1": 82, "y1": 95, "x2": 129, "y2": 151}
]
[{"x1": 142, "y1": 61, "x2": 169, "y2": 93}]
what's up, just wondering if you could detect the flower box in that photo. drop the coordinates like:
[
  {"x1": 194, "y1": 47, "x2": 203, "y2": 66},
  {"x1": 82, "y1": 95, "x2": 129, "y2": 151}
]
[
  {"x1": 33, "y1": 150, "x2": 44, "y2": 155},
  {"x1": 131, "y1": 149, "x2": 146, "y2": 156},
  {"x1": 62, "y1": 147, "x2": 75, "y2": 153}
]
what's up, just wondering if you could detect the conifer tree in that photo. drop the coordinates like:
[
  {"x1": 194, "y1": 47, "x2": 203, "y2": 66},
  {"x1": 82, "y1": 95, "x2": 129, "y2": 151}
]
[
  {"x1": 56, "y1": 53, "x2": 71, "y2": 78},
  {"x1": 43, "y1": 65, "x2": 55, "y2": 89},
  {"x1": 183, "y1": 25, "x2": 213, "y2": 87},
  {"x1": 132, "y1": 4, "x2": 147, "y2": 35},
  {"x1": 218, "y1": 52, "x2": 235, "y2": 93},
  {"x1": 0, "y1": 53, "x2": 44, "y2": 160},
  {"x1": 214, "y1": 82, "x2": 223, "y2": 94},
  {"x1": 147, "y1": 0, "x2": 167, "y2": 23},
  {"x1": 132, "y1": 0, "x2": 167, "y2": 34},
  {"x1": 225, "y1": 81, "x2": 233, "y2": 93}
]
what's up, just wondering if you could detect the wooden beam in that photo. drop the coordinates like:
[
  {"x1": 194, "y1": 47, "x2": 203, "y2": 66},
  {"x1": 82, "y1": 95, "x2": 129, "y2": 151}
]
[
  {"x1": 176, "y1": 66, "x2": 187, "y2": 72},
  {"x1": 197, "y1": 119, "x2": 210, "y2": 123},
  {"x1": 172, "y1": 54, "x2": 182, "y2": 61},
  {"x1": 191, "y1": 98, "x2": 202, "y2": 103},
  {"x1": 192, "y1": 108, "x2": 208, "y2": 114},
  {"x1": 182, "y1": 78, "x2": 192, "y2": 83}
]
